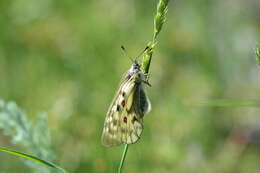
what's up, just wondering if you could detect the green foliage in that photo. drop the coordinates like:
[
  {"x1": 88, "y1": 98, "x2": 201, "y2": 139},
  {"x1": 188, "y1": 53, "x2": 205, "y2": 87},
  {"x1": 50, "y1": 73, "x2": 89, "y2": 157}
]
[
  {"x1": 154, "y1": 0, "x2": 170, "y2": 41},
  {"x1": 0, "y1": 100, "x2": 56, "y2": 173},
  {"x1": 141, "y1": 42, "x2": 154, "y2": 74}
]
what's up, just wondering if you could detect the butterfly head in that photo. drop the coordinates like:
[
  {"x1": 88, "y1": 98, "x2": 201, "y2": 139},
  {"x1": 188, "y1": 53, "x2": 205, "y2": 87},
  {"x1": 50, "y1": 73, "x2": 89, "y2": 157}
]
[
  {"x1": 129, "y1": 60, "x2": 141, "y2": 75},
  {"x1": 127, "y1": 61, "x2": 146, "y2": 83}
]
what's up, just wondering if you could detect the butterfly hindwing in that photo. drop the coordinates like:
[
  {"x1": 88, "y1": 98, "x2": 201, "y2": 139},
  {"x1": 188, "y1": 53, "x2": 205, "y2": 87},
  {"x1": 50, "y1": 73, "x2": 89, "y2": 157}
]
[{"x1": 133, "y1": 83, "x2": 151, "y2": 116}]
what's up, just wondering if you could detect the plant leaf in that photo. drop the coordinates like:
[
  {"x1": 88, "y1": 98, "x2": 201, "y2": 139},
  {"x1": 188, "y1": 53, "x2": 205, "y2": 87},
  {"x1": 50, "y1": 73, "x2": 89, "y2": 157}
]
[{"x1": 0, "y1": 146, "x2": 68, "y2": 173}]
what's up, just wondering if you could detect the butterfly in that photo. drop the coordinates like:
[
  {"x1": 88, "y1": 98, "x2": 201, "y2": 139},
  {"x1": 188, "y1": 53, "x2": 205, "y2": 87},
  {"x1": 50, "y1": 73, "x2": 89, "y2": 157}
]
[{"x1": 101, "y1": 57, "x2": 151, "y2": 147}]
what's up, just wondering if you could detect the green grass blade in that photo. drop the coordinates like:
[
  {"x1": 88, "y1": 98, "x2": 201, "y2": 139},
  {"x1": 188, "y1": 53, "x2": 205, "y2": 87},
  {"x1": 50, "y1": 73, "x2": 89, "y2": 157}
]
[
  {"x1": 117, "y1": 144, "x2": 129, "y2": 173},
  {"x1": 0, "y1": 146, "x2": 68, "y2": 173},
  {"x1": 189, "y1": 99, "x2": 260, "y2": 107}
]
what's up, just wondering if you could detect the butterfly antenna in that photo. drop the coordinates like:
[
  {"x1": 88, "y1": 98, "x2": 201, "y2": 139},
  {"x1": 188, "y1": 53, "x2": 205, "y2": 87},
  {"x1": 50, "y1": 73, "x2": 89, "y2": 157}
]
[
  {"x1": 134, "y1": 46, "x2": 150, "y2": 61},
  {"x1": 121, "y1": 45, "x2": 134, "y2": 62}
]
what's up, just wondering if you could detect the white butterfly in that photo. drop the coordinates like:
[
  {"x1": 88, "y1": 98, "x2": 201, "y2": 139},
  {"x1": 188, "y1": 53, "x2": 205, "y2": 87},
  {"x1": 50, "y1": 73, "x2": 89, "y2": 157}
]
[{"x1": 101, "y1": 60, "x2": 151, "y2": 147}]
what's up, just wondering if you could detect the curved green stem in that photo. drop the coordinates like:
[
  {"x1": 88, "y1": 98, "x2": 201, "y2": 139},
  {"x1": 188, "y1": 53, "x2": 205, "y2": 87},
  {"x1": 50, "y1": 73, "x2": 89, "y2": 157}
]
[{"x1": 0, "y1": 146, "x2": 68, "y2": 173}]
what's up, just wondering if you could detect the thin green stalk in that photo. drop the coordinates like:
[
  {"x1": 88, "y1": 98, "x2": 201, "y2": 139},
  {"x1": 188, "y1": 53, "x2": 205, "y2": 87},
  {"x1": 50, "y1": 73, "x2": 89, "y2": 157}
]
[
  {"x1": 141, "y1": 0, "x2": 170, "y2": 74},
  {"x1": 117, "y1": 144, "x2": 129, "y2": 173},
  {"x1": 117, "y1": 1, "x2": 170, "y2": 173}
]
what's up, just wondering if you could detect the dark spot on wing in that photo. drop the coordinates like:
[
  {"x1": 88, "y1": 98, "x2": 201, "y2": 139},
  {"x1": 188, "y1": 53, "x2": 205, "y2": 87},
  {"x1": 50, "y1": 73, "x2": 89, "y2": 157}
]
[
  {"x1": 116, "y1": 105, "x2": 120, "y2": 111},
  {"x1": 122, "y1": 92, "x2": 125, "y2": 97},
  {"x1": 123, "y1": 117, "x2": 127, "y2": 123},
  {"x1": 131, "y1": 116, "x2": 138, "y2": 124},
  {"x1": 121, "y1": 100, "x2": 125, "y2": 107}
]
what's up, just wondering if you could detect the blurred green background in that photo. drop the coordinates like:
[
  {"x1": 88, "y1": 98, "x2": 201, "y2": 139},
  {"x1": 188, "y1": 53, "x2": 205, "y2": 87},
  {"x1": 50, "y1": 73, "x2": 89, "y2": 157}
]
[{"x1": 1, "y1": 0, "x2": 260, "y2": 172}]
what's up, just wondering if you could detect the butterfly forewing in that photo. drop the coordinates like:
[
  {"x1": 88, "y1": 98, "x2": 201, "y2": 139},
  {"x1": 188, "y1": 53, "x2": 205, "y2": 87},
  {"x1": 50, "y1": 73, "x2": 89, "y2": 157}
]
[{"x1": 101, "y1": 62, "x2": 151, "y2": 147}]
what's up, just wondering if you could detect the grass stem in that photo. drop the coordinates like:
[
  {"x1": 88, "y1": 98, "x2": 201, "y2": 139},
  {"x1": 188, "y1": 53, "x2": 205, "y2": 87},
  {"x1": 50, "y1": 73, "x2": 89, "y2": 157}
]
[
  {"x1": 118, "y1": 1, "x2": 170, "y2": 172},
  {"x1": 117, "y1": 144, "x2": 129, "y2": 173}
]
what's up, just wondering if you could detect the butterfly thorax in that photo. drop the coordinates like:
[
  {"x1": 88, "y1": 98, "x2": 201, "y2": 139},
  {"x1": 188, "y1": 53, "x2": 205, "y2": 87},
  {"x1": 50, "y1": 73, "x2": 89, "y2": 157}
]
[{"x1": 127, "y1": 61, "x2": 145, "y2": 82}]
